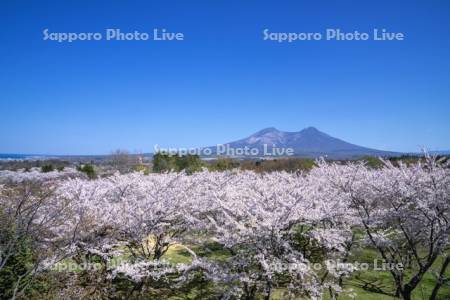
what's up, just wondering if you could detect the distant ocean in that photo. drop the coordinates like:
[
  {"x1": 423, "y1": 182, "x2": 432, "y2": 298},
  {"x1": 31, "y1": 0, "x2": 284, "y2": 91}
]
[{"x1": 0, "y1": 154, "x2": 48, "y2": 161}]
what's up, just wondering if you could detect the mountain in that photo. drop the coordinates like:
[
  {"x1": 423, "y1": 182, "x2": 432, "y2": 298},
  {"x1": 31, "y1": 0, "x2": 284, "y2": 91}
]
[{"x1": 203, "y1": 127, "x2": 400, "y2": 159}]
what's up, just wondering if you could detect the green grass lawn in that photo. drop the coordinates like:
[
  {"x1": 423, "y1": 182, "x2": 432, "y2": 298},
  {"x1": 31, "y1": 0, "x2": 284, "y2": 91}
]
[
  {"x1": 54, "y1": 240, "x2": 449, "y2": 299},
  {"x1": 162, "y1": 243, "x2": 450, "y2": 299}
]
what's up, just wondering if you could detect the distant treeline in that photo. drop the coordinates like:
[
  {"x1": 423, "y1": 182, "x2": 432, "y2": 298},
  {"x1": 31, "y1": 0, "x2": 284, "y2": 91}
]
[
  {"x1": 0, "y1": 159, "x2": 71, "y2": 171},
  {"x1": 151, "y1": 153, "x2": 450, "y2": 174},
  {"x1": 1, "y1": 152, "x2": 448, "y2": 175}
]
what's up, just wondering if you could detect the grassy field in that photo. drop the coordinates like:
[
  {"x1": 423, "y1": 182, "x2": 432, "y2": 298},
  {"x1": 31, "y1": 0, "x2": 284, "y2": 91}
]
[
  {"x1": 53, "y1": 240, "x2": 449, "y2": 299},
  {"x1": 161, "y1": 243, "x2": 450, "y2": 299}
]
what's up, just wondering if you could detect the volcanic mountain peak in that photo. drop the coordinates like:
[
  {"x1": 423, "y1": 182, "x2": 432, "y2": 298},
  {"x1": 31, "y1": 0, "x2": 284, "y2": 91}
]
[{"x1": 213, "y1": 126, "x2": 399, "y2": 158}]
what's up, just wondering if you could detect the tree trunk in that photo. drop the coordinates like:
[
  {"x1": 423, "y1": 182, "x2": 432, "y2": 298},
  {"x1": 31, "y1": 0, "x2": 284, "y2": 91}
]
[
  {"x1": 430, "y1": 255, "x2": 450, "y2": 300},
  {"x1": 264, "y1": 280, "x2": 272, "y2": 300},
  {"x1": 401, "y1": 288, "x2": 412, "y2": 300}
]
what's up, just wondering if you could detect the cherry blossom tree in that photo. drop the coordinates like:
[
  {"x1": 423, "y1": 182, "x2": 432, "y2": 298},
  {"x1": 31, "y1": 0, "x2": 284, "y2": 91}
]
[
  {"x1": 194, "y1": 171, "x2": 356, "y2": 300},
  {"x1": 312, "y1": 156, "x2": 450, "y2": 299},
  {"x1": 0, "y1": 171, "x2": 87, "y2": 299},
  {"x1": 1, "y1": 156, "x2": 448, "y2": 299}
]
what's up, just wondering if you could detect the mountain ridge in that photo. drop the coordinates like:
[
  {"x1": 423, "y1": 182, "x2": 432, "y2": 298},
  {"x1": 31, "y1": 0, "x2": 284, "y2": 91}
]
[{"x1": 203, "y1": 126, "x2": 400, "y2": 159}]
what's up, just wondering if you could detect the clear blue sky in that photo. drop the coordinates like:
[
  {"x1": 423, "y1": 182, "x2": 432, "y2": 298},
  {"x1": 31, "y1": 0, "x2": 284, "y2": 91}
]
[{"x1": 1, "y1": 0, "x2": 449, "y2": 155}]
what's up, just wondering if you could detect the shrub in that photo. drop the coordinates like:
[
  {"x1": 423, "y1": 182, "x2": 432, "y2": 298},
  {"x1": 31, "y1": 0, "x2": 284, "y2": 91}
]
[
  {"x1": 241, "y1": 158, "x2": 315, "y2": 173},
  {"x1": 208, "y1": 157, "x2": 240, "y2": 171},
  {"x1": 152, "y1": 152, "x2": 176, "y2": 173},
  {"x1": 361, "y1": 156, "x2": 383, "y2": 169},
  {"x1": 152, "y1": 153, "x2": 203, "y2": 174},
  {"x1": 175, "y1": 154, "x2": 203, "y2": 174},
  {"x1": 0, "y1": 233, "x2": 34, "y2": 299},
  {"x1": 41, "y1": 164, "x2": 54, "y2": 173},
  {"x1": 77, "y1": 164, "x2": 96, "y2": 179}
]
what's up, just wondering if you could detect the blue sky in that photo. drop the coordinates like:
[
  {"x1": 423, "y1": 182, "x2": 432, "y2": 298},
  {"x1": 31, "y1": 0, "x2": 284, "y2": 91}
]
[{"x1": 1, "y1": 0, "x2": 449, "y2": 155}]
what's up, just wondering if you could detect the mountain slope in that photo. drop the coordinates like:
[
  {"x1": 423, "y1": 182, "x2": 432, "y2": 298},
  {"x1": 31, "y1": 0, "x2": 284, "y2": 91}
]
[{"x1": 204, "y1": 127, "x2": 399, "y2": 159}]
